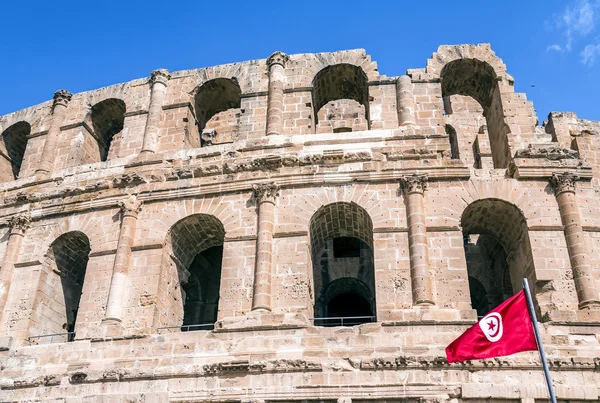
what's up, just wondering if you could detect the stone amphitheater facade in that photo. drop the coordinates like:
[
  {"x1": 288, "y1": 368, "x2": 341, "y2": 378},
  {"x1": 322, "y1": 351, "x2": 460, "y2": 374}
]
[{"x1": 0, "y1": 43, "x2": 598, "y2": 402}]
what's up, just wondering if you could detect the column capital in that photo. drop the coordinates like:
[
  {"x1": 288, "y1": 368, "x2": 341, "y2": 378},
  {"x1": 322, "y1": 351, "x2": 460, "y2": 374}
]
[
  {"x1": 150, "y1": 69, "x2": 171, "y2": 86},
  {"x1": 7, "y1": 212, "x2": 31, "y2": 234},
  {"x1": 53, "y1": 89, "x2": 72, "y2": 108},
  {"x1": 551, "y1": 172, "x2": 579, "y2": 195},
  {"x1": 252, "y1": 182, "x2": 280, "y2": 204},
  {"x1": 400, "y1": 174, "x2": 428, "y2": 195},
  {"x1": 118, "y1": 195, "x2": 143, "y2": 217},
  {"x1": 267, "y1": 51, "x2": 289, "y2": 69},
  {"x1": 337, "y1": 398, "x2": 352, "y2": 403}
]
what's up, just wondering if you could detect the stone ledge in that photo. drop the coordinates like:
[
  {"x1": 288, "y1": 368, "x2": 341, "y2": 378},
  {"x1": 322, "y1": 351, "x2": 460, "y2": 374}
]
[
  {"x1": 380, "y1": 308, "x2": 478, "y2": 324},
  {"x1": 542, "y1": 309, "x2": 600, "y2": 324},
  {"x1": 214, "y1": 312, "x2": 310, "y2": 332}
]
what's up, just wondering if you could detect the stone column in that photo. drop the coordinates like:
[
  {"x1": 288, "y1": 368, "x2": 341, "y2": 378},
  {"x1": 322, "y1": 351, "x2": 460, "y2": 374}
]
[
  {"x1": 396, "y1": 75, "x2": 415, "y2": 126},
  {"x1": 266, "y1": 51, "x2": 289, "y2": 136},
  {"x1": 35, "y1": 90, "x2": 72, "y2": 175},
  {"x1": 0, "y1": 213, "x2": 31, "y2": 316},
  {"x1": 551, "y1": 172, "x2": 600, "y2": 309},
  {"x1": 140, "y1": 69, "x2": 171, "y2": 155},
  {"x1": 400, "y1": 174, "x2": 435, "y2": 306},
  {"x1": 104, "y1": 195, "x2": 142, "y2": 322},
  {"x1": 251, "y1": 182, "x2": 280, "y2": 312}
]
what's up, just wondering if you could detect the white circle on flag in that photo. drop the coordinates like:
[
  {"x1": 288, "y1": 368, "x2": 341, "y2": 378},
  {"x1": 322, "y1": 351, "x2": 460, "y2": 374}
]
[{"x1": 479, "y1": 312, "x2": 503, "y2": 342}]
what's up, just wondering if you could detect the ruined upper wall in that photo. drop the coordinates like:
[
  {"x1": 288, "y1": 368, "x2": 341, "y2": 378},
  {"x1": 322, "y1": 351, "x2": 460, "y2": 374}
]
[{"x1": 0, "y1": 44, "x2": 596, "y2": 194}]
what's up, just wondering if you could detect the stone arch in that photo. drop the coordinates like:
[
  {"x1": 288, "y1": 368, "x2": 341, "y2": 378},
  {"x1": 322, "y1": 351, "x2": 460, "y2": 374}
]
[
  {"x1": 90, "y1": 98, "x2": 126, "y2": 161},
  {"x1": 309, "y1": 202, "x2": 376, "y2": 326},
  {"x1": 440, "y1": 58, "x2": 511, "y2": 169},
  {"x1": 460, "y1": 198, "x2": 536, "y2": 316},
  {"x1": 30, "y1": 231, "x2": 91, "y2": 342},
  {"x1": 194, "y1": 78, "x2": 241, "y2": 146},
  {"x1": 0, "y1": 121, "x2": 30, "y2": 181},
  {"x1": 289, "y1": 184, "x2": 404, "y2": 236},
  {"x1": 0, "y1": 103, "x2": 47, "y2": 135},
  {"x1": 291, "y1": 49, "x2": 379, "y2": 88},
  {"x1": 162, "y1": 214, "x2": 225, "y2": 330},
  {"x1": 425, "y1": 44, "x2": 510, "y2": 81},
  {"x1": 312, "y1": 64, "x2": 370, "y2": 133}
]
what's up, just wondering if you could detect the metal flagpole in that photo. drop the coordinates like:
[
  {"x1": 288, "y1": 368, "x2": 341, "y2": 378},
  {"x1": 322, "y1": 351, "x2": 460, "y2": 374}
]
[{"x1": 522, "y1": 278, "x2": 557, "y2": 403}]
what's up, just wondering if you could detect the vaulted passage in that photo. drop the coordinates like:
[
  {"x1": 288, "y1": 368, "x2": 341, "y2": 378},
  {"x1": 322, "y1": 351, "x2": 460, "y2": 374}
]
[
  {"x1": 310, "y1": 202, "x2": 376, "y2": 326},
  {"x1": 441, "y1": 59, "x2": 510, "y2": 169},
  {"x1": 461, "y1": 199, "x2": 534, "y2": 316},
  {"x1": 165, "y1": 214, "x2": 225, "y2": 330},
  {"x1": 91, "y1": 98, "x2": 126, "y2": 161},
  {"x1": 30, "y1": 231, "x2": 91, "y2": 342},
  {"x1": 194, "y1": 78, "x2": 241, "y2": 146},
  {"x1": 0, "y1": 121, "x2": 30, "y2": 181},
  {"x1": 312, "y1": 64, "x2": 370, "y2": 133}
]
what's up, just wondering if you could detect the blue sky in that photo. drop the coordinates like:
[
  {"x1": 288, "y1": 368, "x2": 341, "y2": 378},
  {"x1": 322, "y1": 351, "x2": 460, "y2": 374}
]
[{"x1": 0, "y1": 0, "x2": 598, "y2": 122}]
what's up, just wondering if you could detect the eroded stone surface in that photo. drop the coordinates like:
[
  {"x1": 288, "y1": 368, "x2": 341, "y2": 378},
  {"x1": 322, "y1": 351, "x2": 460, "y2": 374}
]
[{"x1": 0, "y1": 44, "x2": 598, "y2": 402}]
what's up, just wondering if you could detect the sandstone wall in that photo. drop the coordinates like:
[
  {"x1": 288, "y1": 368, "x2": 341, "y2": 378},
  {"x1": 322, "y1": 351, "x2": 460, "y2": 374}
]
[{"x1": 0, "y1": 44, "x2": 597, "y2": 402}]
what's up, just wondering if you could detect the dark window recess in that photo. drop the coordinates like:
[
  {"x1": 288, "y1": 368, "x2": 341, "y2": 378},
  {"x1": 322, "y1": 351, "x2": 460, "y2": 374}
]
[
  {"x1": 333, "y1": 127, "x2": 352, "y2": 133},
  {"x1": 333, "y1": 237, "x2": 361, "y2": 258}
]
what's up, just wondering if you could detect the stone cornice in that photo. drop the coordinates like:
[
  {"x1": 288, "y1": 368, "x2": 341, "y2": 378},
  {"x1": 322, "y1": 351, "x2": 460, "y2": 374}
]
[
  {"x1": 0, "y1": 165, "x2": 471, "y2": 226},
  {"x1": 3, "y1": 354, "x2": 599, "y2": 391}
]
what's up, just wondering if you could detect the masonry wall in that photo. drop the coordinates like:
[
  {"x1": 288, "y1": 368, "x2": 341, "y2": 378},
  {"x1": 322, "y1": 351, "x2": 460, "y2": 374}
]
[{"x1": 0, "y1": 44, "x2": 597, "y2": 402}]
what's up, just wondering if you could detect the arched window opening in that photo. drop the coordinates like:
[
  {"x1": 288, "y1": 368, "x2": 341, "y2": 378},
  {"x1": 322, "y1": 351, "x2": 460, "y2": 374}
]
[
  {"x1": 310, "y1": 202, "x2": 376, "y2": 326},
  {"x1": 91, "y1": 98, "x2": 126, "y2": 161},
  {"x1": 441, "y1": 59, "x2": 510, "y2": 169},
  {"x1": 461, "y1": 199, "x2": 531, "y2": 316},
  {"x1": 30, "y1": 231, "x2": 91, "y2": 343},
  {"x1": 165, "y1": 214, "x2": 225, "y2": 331},
  {"x1": 445, "y1": 124, "x2": 460, "y2": 159},
  {"x1": 194, "y1": 78, "x2": 241, "y2": 146},
  {"x1": 0, "y1": 121, "x2": 30, "y2": 181},
  {"x1": 312, "y1": 64, "x2": 370, "y2": 133}
]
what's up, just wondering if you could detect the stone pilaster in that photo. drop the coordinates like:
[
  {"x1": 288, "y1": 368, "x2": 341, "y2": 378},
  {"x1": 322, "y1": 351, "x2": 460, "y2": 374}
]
[
  {"x1": 551, "y1": 172, "x2": 600, "y2": 309},
  {"x1": 35, "y1": 90, "x2": 72, "y2": 175},
  {"x1": 396, "y1": 75, "x2": 415, "y2": 126},
  {"x1": 266, "y1": 51, "x2": 289, "y2": 136},
  {"x1": 0, "y1": 213, "x2": 31, "y2": 318},
  {"x1": 400, "y1": 174, "x2": 435, "y2": 306},
  {"x1": 141, "y1": 69, "x2": 171, "y2": 155},
  {"x1": 251, "y1": 182, "x2": 280, "y2": 311},
  {"x1": 104, "y1": 195, "x2": 142, "y2": 323}
]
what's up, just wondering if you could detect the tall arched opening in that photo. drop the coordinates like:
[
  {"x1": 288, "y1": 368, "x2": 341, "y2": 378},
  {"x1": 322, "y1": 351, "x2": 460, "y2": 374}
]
[
  {"x1": 0, "y1": 121, "x2": 30, "y2": 181},
  {"x1": 194, "y1": 78, "x2": 241, "y2": 146},
  {"x1": 30, "y1": 231, "x2": 91, "y2": 343},
  {"x1": 90, "y1": 98, "x2": 126, "y2": 161},
  {"x1": 441, "y1": 59, "x2": 511, "y2": 168},
  {"x1": 309, "y1": 202, "x2": 376, "y2": 326},
  {"x1": 461, "y1": 199, "x2": 535, "y2": 317},
  {"x1": 164, "y1": 214, "x2": 225, "y2": 330},
  {"x1": 312, "y1": 64, "x2": 370, "y2": 133}
]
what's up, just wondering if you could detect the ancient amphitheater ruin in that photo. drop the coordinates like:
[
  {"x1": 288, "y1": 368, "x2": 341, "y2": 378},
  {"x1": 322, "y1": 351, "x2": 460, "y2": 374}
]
[{"x1": 0, "y1": 43, "x2": 598, "y2": 402}]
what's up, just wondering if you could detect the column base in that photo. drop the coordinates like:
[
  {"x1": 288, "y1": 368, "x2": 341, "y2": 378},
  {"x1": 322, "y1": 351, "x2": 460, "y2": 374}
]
[
  {"x1": 215, "y1": 312, "x2": 309, "y2": 332},
  {"x1": 98, "y1": 318, "x2": 125, "y2": 339},
  {"x1": 578, "y1": 299, "x2": 600, "y2": 310}
]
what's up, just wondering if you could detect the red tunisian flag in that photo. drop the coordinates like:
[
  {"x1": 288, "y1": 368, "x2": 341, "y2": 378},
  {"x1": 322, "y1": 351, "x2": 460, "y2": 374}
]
[{"x1": 446, "y1": 290, "x2": 538, "y2": 363}]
